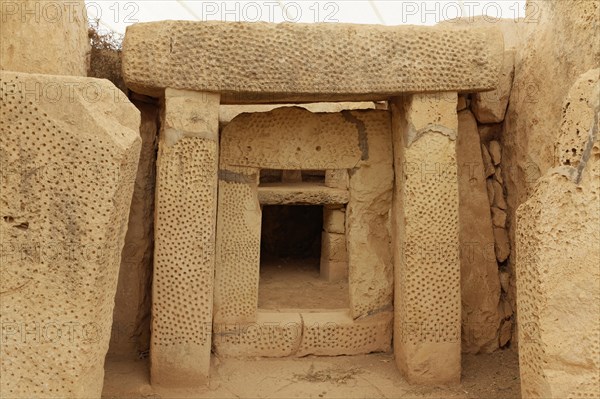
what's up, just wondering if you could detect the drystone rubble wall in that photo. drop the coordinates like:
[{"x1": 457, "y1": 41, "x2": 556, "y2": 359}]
[
  {"x1": 122, "y1": 21, "x2": 503, "y2": 101},
  {"x1": 0, "y1": 71, "x2": 141, "y2": 398}
]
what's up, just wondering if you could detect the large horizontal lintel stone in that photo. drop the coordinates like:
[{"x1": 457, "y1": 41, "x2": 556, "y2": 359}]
[
  {"x1": 257, "y1": 183, "x2": 349, "y2": 205},
  {"x1": 122, "y1": 21, "x2": 504, "y2": 102}
]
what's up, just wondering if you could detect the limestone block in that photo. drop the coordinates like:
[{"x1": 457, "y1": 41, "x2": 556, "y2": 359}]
[
  {"x1": 214, "y1": 167, "x2": 261, "y2": 324},
  {"x1": 257, "y1": 183, "x2": 349, "y2": 205},
  {"x1": 492, "y1": 180, "x2": 508, "y2": 210},
  {"x1": 481, "y1": 144, "x2": 495, "y2": 177},
  {"x1": 391, "y1": 94, "x2": 461, "y2": 384},
  {"x1": 297, "y1": 311, "x2": 392, "y2": 356},
  {"x1": 472, "y1": 51, "x2": 515, "y2": 123},
  {"x1": 212, "y1": 312, "x2": 302, "y2": 357},
  {"x1": 346, "y1": 111, "x2": 394, "y2": 318},
  {"x1": 0, "y1": 71, "x2": 141, "y2": 398},
  {"x1": 221, "y1": 107, "x2": 363, "y2": 170},
  {"x1": 456, "y1": 110, "x2": 502, "y2": 354},
  {"x1": 151, "y1": 89, "x2": 220, "y2": 387},
  {"x1": 489, "y1": 140, "x2": 502, "y2": 165},
  {"x1": 493, "y1": 228, "x2": 511, "y2": 263},
  {"x1": 219, "y1": 102, "x2": 376, "y2": 124},
  {"x1": 213, "y1": 310, "x2": 392, "y2": 358},
  {"x1": 486, "y1": 178, "x2": 495, "y2": 206},
  {"x1": 323, "y1": 208, "x2": 345, "y2": 234},
  {"x1": 108, "y1": 102, "x2": 158, "y2": 358},
  {"x1": 517, "y1": 69, "x2": 599, "y2": 398},
  {"x1": 0, "y1": 0, "x2": 89, "y2": 76},
  {"x1": 494, "y1": 166, "x2": 504, "y2": 184},
  {"x1": 325, "y1": 169, "x2": 349, "y2": 189},
  {"x1": 321, "y1": 232, "x2": 348, "y2": 262},
  {"x1": 122, "y1": 21, "x2": 503, "y2": 100},
  {"x1": 491, "y1": 207, "x2": 507, "y2": 228}
]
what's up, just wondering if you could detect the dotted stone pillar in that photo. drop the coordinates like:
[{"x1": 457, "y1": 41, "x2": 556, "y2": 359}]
[
  {"x1": 151, "y1": 89, "x2": 220, "y2": 387},
  {"x1": 391, "y1": 93, "x2": 461, "y2": 384}
]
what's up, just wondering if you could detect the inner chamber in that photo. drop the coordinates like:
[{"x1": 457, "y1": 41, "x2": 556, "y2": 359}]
[{"x1": 258, "y1": 204, "x2": 349, "y2": 309}]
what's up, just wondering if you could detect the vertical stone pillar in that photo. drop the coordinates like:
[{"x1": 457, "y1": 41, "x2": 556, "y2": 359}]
[
  {"x1": 152, "y1": 89, "x2": 220, "y2": 386},
  {"x1": 391, "y1": 93, "x2": 461, "y2": 384}
]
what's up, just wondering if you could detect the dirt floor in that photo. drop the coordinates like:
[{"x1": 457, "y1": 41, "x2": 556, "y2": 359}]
[
  {"x1": 258, "y1": 259, "x2": 349, "y2": 309},
  {"x1": 102, "y1": 349, "x2": 520, "y2": 399}
]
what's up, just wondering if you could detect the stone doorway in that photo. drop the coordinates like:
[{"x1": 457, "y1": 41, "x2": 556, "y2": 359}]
[{"x1": 258, "y1": 202, "x2": 350, "y2": 310}]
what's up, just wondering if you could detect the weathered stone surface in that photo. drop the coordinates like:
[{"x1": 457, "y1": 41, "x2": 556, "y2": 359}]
[
  {"x1": 478, "y1": 123, "x2": 502, "y2": 143},
  {"x1": 439, "y1": 16, "x2": 523, "y2": 50},
  {"x1": 214, "y1": 166, "x2": 261, "y2": 325},
  {"x1": 213, "y1": 310, "x2": 392, "y2": 358},
  {"x1": 122, "y1": 21, "x2": 504, "y2": 101},
  {"x1": 503, "y1": 2, "x2": 599, "y2": 339},
  {"x1": 391, "y1": 93, "x2": 461, "y2": 384},
  {"x1": 0, "y1": 0, "x2": 89, "y2": 76},
  {"x1": 456, "y1": 110, "x2": 502, "y2": 354},
  {"x1": 0, "y1": 71, "x2": 141, "y2": 398},
  {"x1": 108, "y1": 102, "x2": 158, "y2": 359},
  {"x1": 492, "y1": 180, "x2": 507, "y2": 210},
  {"x1": 555, "y1": 69, "x2": 600, "y2": 169},
  {"x1": 481, "y1": 144, "x2": 496, "y2": 177},
  {"x1": 486, "y1": 178, "x2": 495, "y2": 206},
  {"x1": 489, "y1": 140, "x2": 502, "y2": 165},
  {"x1": 346, "y1": 112, "x2": 394, "y2": 318},
  {"x1": 325, "y1": 169, "x2": 349, "y2": 189},
  {"x1": 212, "y1": 312, "x2": 302, "y2": 357},
  {"x1": 297, "y1": 311, "x2": 392, "y2": 356},
  {"x1": 491, "y1": 207, "x2": 507, "y2": 228},
  {"x1": 152, "y1": 89, "x2": 220, "y2": 387},
  {"x1": 220, "y1": 107, "x2": 363, "y2": 170},
  {"x1": 323, "y1": 208, "x2": 345, "y2": 234},
  {"x1": 499, "y1": 271, "x2": 510, "y2": 293},
  {"x1": 257, "y1": 183, "x2": 349, "y2": 205},
  {"x1": 219, "y1": 102, "x2": 376, "y2": 124},
  {"x1": 215, "y1": 108, "x2": 393, "y2": 327},
  {"x1": 493, "y1": 227, "x2": 511, "y2": 263},
  {"x1": 516, "y1": 68, "x2": 600, "y2": 399},
  {"x1": 494, "y1": 166, "x2": 504, "y2": 184},
  {"x1": 472, "y1": 51, "x2": 515, "y2": 123}
]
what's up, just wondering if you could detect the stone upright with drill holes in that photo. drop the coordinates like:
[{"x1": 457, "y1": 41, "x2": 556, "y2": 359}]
[{"x1": 0, "y1": 71, "x2": 141, "y2": 398}]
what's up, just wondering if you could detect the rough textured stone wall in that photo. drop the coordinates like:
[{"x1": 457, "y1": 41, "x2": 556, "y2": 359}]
[
  {"x1": 107, "y1": 101, "x2": 158, "y2": 359},
  {"x1": 0, "y1": 71, "x2": 140, "y2": 398},
  {"x1": 516, "y1": 68, "x2": 599, "y2": 399},
  {"x1": 0, "y1": 0, "x2": 90, "y2": 76},
  {"x1": 503, "y1": 0, "x2": 600, "y2": 344}
]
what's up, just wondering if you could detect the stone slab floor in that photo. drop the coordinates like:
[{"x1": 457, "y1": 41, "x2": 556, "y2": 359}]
[{"x1": 102, "y1": 350, "x2": 520, "y2": 398}]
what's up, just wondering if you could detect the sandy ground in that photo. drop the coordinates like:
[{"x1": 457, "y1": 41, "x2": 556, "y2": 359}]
[
  {"x1": 102, "y1": 349, "x2": 520, "y2": 399},
  {"x1": 258, "y1": 259, "x2": 349, "y2": 309}
]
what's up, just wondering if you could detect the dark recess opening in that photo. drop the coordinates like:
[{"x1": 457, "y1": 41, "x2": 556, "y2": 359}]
[
  {"x1": 258, "y1": 205, "x2": 349, "y2": 309},
  {"x1": 260, "y1": 205, "x2": 322, "y2": 262}
]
